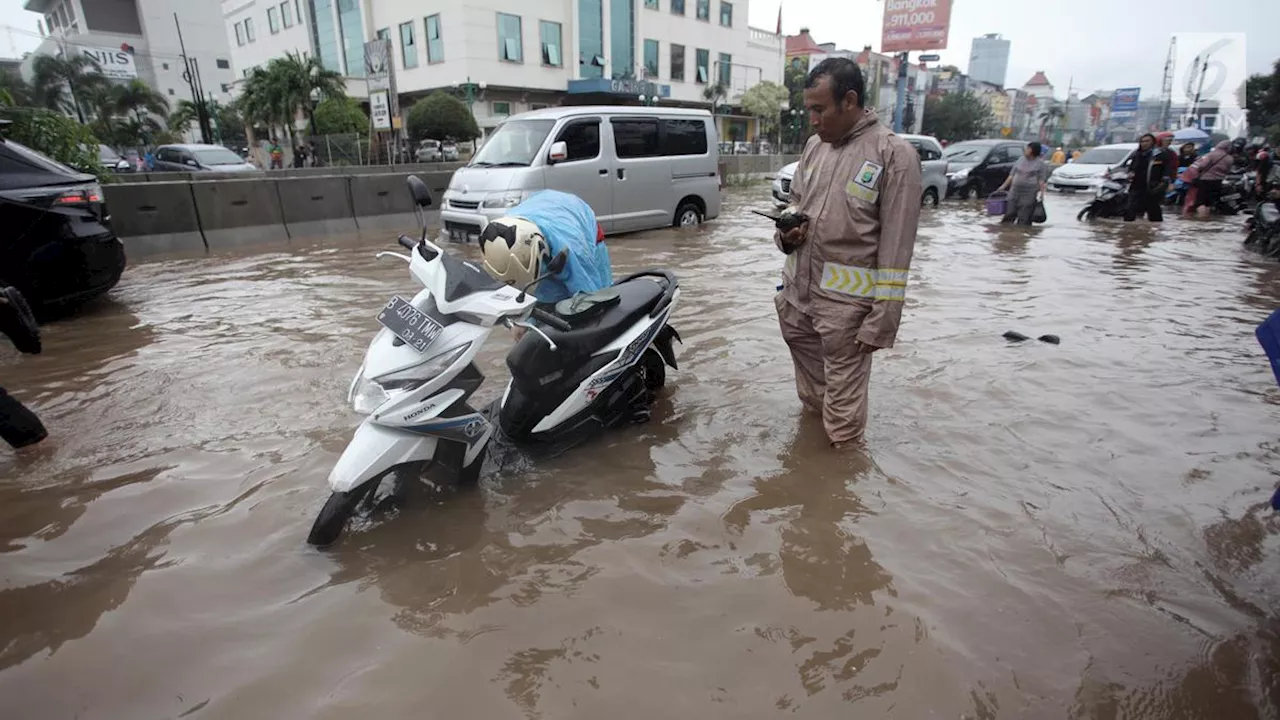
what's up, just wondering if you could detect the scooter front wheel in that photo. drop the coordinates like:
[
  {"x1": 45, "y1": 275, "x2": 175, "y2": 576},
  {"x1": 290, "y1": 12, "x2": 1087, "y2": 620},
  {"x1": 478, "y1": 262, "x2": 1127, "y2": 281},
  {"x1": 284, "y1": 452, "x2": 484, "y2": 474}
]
[{"x1": 307, "y1": 478, "x2": 378, "y2": 547}]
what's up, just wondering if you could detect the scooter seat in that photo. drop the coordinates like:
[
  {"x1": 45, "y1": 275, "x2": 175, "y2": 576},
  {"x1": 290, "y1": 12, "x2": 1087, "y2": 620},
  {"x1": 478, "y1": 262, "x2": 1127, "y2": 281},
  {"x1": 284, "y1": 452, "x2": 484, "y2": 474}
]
[
  {"x1": 544, "y1": 279, "x2": 664, "y2": 356},
  {"x1": 507, "y1": 278, "x2": 666, "y2": 385}
]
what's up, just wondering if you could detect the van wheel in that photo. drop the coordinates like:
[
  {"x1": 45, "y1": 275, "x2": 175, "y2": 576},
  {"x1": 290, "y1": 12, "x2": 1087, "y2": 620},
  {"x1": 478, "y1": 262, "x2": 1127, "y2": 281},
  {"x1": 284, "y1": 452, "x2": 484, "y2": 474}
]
[
  {"x1": 922, "y1": 187, "x2": 939, "y2": 207},
  {"x1": 675, "y1": 203, "x2": 702, "y2": 227}
]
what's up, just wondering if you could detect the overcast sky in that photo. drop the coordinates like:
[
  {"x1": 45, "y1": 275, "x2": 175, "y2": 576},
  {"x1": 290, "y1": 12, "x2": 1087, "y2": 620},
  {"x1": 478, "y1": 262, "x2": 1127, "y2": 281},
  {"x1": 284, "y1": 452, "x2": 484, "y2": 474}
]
[{"x1": 0, "y1": 0, "x2": 1273, "y2": 100}]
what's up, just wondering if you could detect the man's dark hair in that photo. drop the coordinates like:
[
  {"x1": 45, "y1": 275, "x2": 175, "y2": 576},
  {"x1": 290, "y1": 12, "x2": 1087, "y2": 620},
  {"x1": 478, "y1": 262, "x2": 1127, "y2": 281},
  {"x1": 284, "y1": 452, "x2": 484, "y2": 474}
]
[{"x1": 805, "y1": 58, "x2": 866, "y2": 108}]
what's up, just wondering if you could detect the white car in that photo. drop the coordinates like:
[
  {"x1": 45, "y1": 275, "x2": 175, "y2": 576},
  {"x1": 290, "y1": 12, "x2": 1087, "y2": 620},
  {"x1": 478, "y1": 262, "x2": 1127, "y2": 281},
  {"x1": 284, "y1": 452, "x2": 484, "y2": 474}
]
[
  {"x1": 1048, "y1": 143, "x2": 1138, "y2": 192},
  {"x1": 771, "y1": 161, "x2": 797, "y2": 204}
]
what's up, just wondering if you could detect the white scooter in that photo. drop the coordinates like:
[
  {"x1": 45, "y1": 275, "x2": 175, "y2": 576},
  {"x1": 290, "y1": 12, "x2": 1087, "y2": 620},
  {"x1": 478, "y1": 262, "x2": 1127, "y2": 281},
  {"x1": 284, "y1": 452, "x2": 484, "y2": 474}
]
[{"x1": 308, "y1": 176, "x2": 682, "y2": 546}]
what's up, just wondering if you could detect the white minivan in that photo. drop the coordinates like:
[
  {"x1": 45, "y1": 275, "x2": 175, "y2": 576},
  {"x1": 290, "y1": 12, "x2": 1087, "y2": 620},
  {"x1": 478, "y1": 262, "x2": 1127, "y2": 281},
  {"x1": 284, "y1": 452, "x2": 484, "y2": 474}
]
[{"x1": 440, "y1": 106, "x2": 721, "y2": 243}]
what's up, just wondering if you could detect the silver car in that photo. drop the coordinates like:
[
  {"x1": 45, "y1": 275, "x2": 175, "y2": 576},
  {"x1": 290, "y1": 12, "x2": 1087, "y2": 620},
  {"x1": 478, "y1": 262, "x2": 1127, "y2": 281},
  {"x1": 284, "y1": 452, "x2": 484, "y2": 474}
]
[{"x1": 769, "y1": 133, "x2": 948, "y2": 207}]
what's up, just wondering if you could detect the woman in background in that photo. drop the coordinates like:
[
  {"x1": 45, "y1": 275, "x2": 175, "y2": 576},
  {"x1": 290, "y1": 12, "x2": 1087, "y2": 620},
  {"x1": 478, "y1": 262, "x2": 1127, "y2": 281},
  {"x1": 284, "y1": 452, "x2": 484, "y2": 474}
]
[{"x1": 995, "y1": 141, "x2": 1049, "y2": 225}]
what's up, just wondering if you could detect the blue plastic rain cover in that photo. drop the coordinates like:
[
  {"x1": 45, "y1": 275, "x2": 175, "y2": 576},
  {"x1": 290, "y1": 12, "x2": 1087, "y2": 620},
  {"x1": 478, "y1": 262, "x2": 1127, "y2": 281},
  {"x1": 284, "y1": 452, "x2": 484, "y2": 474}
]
[{"x1": 509, "y1": 189, "x2": 613, "y2": 304}]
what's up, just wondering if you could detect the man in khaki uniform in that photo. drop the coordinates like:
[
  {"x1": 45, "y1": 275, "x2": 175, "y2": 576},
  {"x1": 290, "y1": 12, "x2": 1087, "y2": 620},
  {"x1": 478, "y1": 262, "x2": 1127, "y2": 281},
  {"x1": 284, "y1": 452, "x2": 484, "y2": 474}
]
[{"x1": 775, "y1": 57, "x2": 922, "y2": 448}]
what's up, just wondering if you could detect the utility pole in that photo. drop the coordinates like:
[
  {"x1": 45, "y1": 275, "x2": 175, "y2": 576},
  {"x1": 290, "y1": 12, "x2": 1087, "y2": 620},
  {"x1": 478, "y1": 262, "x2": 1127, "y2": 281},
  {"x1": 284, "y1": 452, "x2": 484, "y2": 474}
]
[
  {"x1": 892, "y1": 51, "x2": 908, "y2": 132},
  {"x1": 175, "y1": 12, "x2": 211, "y2": 144}
]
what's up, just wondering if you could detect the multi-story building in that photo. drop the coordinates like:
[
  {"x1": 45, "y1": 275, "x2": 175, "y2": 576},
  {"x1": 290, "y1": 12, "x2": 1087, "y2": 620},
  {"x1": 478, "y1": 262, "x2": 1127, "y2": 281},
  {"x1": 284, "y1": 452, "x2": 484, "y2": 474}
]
[
  {"x1": 21, "y1": 0, "x2": 236, "y2": 110},
  {"x1": 222, "y1": 0, "x2": 783, "y2": 141},
  {"x1": 1021, "y1": 71, "x2": 1054, "y2": 104},
  {"x1": 967, "y1": 33, "x2": 1009, "y2": 88},
  {"x1": 798, "y1": 42, "x2": 926, "y2": 135}
]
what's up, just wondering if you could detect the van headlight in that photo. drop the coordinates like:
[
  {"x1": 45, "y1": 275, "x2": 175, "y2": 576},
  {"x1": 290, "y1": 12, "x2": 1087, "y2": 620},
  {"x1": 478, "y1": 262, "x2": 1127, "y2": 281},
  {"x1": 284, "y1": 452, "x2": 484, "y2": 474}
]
[
  {"x1": 950, "y1": 168, "x2": 970, "y2": 181},
  {"x1": 483, "y1": 191, "x2": 526, "y2": 208}
]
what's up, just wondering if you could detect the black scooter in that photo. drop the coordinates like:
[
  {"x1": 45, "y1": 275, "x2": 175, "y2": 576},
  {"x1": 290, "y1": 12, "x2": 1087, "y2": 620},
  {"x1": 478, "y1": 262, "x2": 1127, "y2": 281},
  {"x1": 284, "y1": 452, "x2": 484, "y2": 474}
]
[{"x1": 1078, "y1": 170, "x2": 1130, "y2": 221}]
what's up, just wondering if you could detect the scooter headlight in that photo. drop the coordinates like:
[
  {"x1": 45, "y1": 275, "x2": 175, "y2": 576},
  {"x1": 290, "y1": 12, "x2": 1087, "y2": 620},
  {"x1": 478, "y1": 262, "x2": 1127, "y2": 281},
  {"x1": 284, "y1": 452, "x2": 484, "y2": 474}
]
[
  {"x1": 350, "y1": 373, "x2": 391, "y2": 414},
  {"x1": 349, "y1": 343, "x2": 473, "y2": 414}
]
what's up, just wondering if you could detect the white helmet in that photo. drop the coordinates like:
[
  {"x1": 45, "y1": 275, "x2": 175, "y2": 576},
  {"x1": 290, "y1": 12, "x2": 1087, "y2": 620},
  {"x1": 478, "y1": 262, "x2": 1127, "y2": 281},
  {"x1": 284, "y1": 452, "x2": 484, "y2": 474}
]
[{"x1": 478, "y1": 216, "x2": 548, "y2": 288}]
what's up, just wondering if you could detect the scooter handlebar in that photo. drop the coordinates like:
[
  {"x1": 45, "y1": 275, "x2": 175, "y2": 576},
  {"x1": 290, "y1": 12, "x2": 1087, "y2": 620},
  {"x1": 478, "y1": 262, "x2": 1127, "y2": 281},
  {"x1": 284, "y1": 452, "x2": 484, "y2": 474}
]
[
  {"x1": 397, "y1": 235, "x2": 416, "y2": 250},
  {"x1": 531, "y1": 308, "x2": 572, "y2": 332}
]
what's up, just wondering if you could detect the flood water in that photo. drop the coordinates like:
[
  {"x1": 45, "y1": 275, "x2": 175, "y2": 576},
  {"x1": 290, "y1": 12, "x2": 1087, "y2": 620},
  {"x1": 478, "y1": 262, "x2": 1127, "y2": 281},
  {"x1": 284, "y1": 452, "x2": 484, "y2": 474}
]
[{"x1": 2, "y1": 188, "x2": 1279, "y2": 719}]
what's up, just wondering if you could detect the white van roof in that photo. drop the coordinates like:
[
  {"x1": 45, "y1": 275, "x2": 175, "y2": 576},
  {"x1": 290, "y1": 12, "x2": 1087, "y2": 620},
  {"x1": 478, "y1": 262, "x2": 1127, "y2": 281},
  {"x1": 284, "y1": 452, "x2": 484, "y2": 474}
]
[{"x1": 510, "y1": 105, "x2": 714, "y2": 121}]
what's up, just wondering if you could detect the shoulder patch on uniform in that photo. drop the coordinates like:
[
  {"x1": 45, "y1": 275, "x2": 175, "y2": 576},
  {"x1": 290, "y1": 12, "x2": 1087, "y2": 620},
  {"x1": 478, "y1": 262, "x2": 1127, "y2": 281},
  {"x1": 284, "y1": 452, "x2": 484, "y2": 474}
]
[{"x1": 853, "y1": 160, "x2": 884, "y2": 190}]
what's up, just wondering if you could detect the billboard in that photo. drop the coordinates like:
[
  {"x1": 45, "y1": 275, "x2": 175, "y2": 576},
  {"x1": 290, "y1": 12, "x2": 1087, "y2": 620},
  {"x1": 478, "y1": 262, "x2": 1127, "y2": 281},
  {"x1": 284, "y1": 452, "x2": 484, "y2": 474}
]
[
  {"x1": 881, "y1": 0, "x2": 952, "y2": 54},
  {"x1": 363, "y1": 39, "x2": 392, "y2": 93},
  {"x1": 1110, "y1": 87, "x2": 1140, "y2": 118},
  {"x1": 81, "y1": 46, "x2": 137, "y2": 80}
]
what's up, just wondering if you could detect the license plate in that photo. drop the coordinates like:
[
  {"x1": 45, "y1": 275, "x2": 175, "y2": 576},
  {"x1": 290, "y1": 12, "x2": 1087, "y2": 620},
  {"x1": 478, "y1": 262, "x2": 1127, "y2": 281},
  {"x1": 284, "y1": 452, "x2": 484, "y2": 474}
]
[
  {"x1": 377, "y1": 296, "x2": 444, "y2": 353},
  {"x1": 449, "y1": 228, "x2": 467, "y2": 242}
]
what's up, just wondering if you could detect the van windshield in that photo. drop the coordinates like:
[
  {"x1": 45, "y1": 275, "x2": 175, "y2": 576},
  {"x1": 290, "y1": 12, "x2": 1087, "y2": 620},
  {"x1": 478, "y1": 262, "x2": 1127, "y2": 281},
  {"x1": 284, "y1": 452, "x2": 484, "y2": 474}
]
[{"x1": 470, "y1": 119, "x2": 555, "y2": 167}]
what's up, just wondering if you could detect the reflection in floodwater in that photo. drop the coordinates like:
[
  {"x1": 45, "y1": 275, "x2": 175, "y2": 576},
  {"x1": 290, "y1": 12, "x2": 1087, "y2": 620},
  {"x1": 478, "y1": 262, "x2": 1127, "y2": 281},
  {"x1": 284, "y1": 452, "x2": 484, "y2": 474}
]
[{"x1": 1, "y1": 190, "x2": 1279, "y2": 718}]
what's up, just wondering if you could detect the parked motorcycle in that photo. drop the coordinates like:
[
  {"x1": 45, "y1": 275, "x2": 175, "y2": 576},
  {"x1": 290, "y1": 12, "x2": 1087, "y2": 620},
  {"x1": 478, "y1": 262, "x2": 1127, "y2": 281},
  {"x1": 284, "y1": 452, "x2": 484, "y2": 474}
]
[
  {"x1": 308, "y1": 176, "x2": 682, "y2": 546},
  {"x1": 1215, "y1": 173, "x2": 1250, "y2": 216},
  {"x1": 1244, "y1": 201, "x2": 1280, "y2": 256},
  {"x1": 1078, "y1": 170, "x2": 1130, "y2": 221}
]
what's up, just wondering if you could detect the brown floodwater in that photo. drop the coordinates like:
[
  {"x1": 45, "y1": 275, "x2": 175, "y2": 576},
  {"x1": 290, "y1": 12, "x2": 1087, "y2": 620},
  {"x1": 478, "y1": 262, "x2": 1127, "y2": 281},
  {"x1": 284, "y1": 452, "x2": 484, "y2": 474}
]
[{"x1": 2, "y1": 189, "x2": 1279, "y2": 719}]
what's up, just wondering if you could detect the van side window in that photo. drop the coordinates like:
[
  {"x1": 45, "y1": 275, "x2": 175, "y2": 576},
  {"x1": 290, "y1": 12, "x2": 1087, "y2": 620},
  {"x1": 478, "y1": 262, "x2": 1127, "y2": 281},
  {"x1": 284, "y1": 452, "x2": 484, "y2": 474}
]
[
  {"x1": 555, "y1": 120, "x2": 600, "y2": 161},
  {"x1": 662, "y1": 119, "x2": 707, "y2": 155},
  {"x1": 611, "y1": 118, "x2": 661, "y2": 159},
  {"x1": 157, "y1": 148, "x2": 178, "y2": 163}
]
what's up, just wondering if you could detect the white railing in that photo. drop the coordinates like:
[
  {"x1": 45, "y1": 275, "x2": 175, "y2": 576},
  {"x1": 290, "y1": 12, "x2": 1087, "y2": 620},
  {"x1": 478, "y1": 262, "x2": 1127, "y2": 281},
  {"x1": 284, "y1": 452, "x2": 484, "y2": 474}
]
[{"x1": 748, "y1": 27, "x2": 781, "y2": 48}]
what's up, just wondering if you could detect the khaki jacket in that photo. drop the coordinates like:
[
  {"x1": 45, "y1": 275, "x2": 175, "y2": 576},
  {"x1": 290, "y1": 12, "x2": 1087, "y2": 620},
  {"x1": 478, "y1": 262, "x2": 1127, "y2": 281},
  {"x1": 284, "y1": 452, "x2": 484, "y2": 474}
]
[{"x1": 778, "y1": 109, "x2": 923, "y2": 348}]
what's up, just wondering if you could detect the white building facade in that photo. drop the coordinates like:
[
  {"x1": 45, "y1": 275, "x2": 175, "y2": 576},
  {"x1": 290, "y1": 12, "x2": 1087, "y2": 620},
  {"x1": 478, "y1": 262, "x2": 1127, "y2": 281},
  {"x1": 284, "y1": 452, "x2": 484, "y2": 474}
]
[
  {"x1": 22, "y1": 0, "x2": 236, "y2": 110},
  {"x1": 221, "y1": 0, "x2": 782, "y2": 137}
]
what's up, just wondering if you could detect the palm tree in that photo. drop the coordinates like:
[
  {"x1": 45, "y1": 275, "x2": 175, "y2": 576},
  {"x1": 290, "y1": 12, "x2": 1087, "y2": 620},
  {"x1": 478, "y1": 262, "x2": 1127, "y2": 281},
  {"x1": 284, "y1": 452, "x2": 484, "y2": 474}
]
[
  {"x1": 30, "y1": 54, "x2": 106, "y2": 123},
  {"x1": 239, "y1": 52, "x2": 345, "y2": 143},
  {"x1": 167, "y1": 98, "x2": 205, "y2": 136},
  {"x1": 703, "y1": 82, "x2": 728, "y2": 116},
  {"x1": 115, "y1": 79, "x2": 169, "y2": 125},
  {"x1": 276, "y1": 51, "x2": 345, "y2": 135},
  {"x1": 1039, "y1": 105, "x2": 1065, "y2": 142}
]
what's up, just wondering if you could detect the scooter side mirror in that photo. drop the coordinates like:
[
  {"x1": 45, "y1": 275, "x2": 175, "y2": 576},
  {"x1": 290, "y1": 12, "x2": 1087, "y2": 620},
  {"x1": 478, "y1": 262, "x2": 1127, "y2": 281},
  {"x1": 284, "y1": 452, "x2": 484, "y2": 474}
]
[
  {"x1": 406, "y1": 175, "x2": 433, "y2": 207},
  {"x1": 547, "y1": 249, "x2": 568, "y2": 274}
]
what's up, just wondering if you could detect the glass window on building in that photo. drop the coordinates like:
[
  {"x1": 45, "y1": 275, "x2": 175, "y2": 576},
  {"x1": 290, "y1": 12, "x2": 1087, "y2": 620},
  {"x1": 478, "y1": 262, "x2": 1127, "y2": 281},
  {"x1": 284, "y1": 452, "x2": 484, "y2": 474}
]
[
  {"x1": 282, "y1": 2, "x2": 294, "y2": 28},
  {"x1": 497, "y1": 13, "x2": 522, "y2": 63},
  {"x1": 643, "y1": 39, "x2": 658, "y2": 78},
  {"x1": 695, "y1": 48, "x2": 708, "y2": 83},
  {"x1": 644, "y1": 0, "x2": 658, "y2": 8},
  {"x1": 670, "y1": 43, "x2": 684, "y2": 81},
  {"x1": 696, "y1": 0, "x2": 709, "y2": 21},
  {"x1": 295, "y1": 0, "x2": 303, "y2": 26},
  {"x1": 268, "y1": 6, "x2": 280, "y2": 33},
  {"x1": 671, "y1": 0, "x2": 685, "y2": 15},
  {"x1": 337, "y1": 0, "x2": 365, "y2": 77},
  {"x1": 578, "y1": 0, "x2": 604, "y2": 79},
  {"x1": 492, "y1": 101, "x2": 512, "y2": 116},
  {"x1": 425, "y1": 14, "x2": 443, "y2": 63},
  {"x1": 719, "y1": 1, "x2": 731, "y2": 26},
  {"x1": 235, "y1": 21, "x2": 244, "y2": 46},
  {"x1": 609, "y1": 0, "x2": 633, "y2": 80},
  {"x1": 310, "y1": 0, "x2": 342, "y2": 73},
  {"x1": 400, "y1": 21, "x2": 418, "y2": 68},
  {"x1": 245, "y1": 17, "x2": 255, "y2": 41},
  {"x1": 540, "y1": 21, "x2": 562, "y2": 67},
  {"x1": 376, "y1": 28, "x2": 389, "y2": 40},
  {"x1": 718, "y1": 52, "x2": 731, "y2": 86}
]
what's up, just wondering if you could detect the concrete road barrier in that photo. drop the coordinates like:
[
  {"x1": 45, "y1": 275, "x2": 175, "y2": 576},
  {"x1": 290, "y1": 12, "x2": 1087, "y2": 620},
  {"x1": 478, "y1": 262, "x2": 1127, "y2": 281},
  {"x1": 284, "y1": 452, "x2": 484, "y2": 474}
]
[
  {"x1": 349, "y1": 172, "x2": 452, "y2": 233},
  {"x1": 278, "y1": 175, "x2": 357, "y2": 238},
  {"x1": 104, "y1": 181, "x2": 206, "y2": 255},
  {"x1": 191, "y1": 178, "x2": 289, "y2": 250}
]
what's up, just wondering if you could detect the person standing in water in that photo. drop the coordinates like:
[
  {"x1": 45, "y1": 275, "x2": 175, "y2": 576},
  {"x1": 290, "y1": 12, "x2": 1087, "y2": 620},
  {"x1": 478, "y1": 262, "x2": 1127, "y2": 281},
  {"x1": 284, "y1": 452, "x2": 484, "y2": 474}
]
[{"x1": 995, "y1": 142, "x2": 1048, "y2": 225}]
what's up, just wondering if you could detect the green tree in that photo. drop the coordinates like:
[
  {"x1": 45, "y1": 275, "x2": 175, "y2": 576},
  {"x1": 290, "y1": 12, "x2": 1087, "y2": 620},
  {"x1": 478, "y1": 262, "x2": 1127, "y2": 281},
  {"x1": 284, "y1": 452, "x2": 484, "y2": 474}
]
[
  {"x1": 29, "y1": 54, "x2": 107, "y2": 124},
  {"x1": 921, "y1": 92, "x2": 994, "y2": 142},
  {"x1": 215, "y1": 101, "x2": 248, "y2": 148},
  {"x1": 702, "y1": 82, "x2": 728, "y2": 115},
  {"x1": 238, "y1": 51, "x2": 345, "y2": 143},
  {"x1": 167, "y1": 99, "x2": 202, "y2": 135},
  {"x1": 313, "y1": 96, "x2": 368, "y2": 135},
  {"x1": 0, "y1": 105, "x2": 102, "y2": 176},
  {"x1": 114, "y1": 79, "x2": 169, "y2": 126},
  {"x1": 0, "y1": 69, "x2": 31, "y2": 106},
  {"x1": 1245, "y1": 59, "x2": 1280, "y2": 144},
  {"x1": 740, "y1": 80, "x2": 788, "y2": 144},
  {"x1": 405, "y1": 91, "x2": 479, "y2": 142}
]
